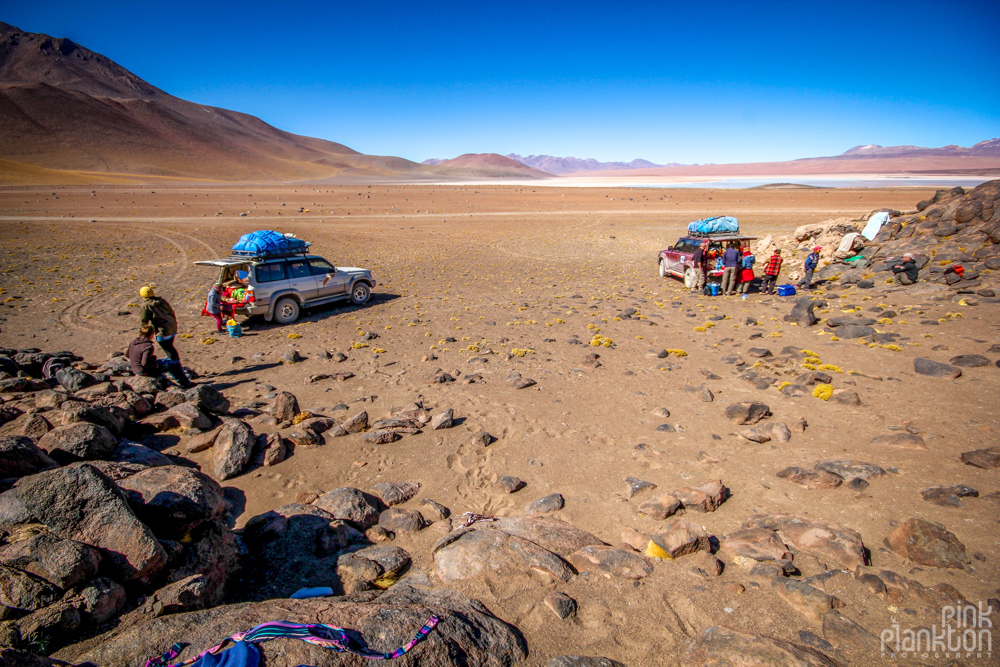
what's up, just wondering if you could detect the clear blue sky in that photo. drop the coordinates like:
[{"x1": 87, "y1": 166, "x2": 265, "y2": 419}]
[{"x1": 4, "y1": 0, "x2": 999, "y2": 164}]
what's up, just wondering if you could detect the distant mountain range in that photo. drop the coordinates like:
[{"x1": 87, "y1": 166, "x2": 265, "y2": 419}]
[
  {"x1": 424, "y1": 154, "x2": 686, "y2": 174},
  {"x1": 839, "y1": 140, "x2": 1000, "y2": 158}
]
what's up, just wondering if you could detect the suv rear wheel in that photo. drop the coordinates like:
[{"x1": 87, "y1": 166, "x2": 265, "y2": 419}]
[
  {"x1": 684, "y1": 267, "x2": 695, "y2": 289},
  {"x1": 273, "y1": 297, "x2": 300, "y2": 324},
  {"x1": 350, "y1": 282, "x2": 371, "y2": 305}
]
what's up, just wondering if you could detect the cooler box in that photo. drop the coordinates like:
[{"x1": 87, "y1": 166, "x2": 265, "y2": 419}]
[{"x1": 777, "y1": 285, "x2": 796, "y2": 296}]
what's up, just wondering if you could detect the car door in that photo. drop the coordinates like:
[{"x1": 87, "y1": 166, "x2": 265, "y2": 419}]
[
  {"x1": 309, "y1": 258, "x2": 348, "y2": 298},
  {"x1": 284, "y1": 258, "x2": 319, "y2": 302}
]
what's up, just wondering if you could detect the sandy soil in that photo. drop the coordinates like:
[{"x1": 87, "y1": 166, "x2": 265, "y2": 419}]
[{"x1": 1, "y1": 184, "x2": 998, "y2": 665}]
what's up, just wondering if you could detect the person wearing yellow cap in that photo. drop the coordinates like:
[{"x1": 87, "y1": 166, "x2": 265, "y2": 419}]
[{"x1": 138, "y1": 286, "x2": 181, "y2": 363}]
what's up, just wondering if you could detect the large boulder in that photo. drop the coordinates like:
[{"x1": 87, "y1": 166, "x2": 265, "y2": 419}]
[
  {"x1": 55, "y1": 584, "x2": 528, "y2": 667},
  {"x1": 213, "y1": 419, "x2": 255, "y2": 480},
  {"x1": 162, "y1": 521, "x2": 240, "y2": 608},
  {"x1": 37, "y1": 423, "x2": 117, "y2": 464},
  {"x1": 0, "y1": 436, "x2": 58, "y2": 478},
  {"x1": 54, "y1": 367, "x2": 95, "y2": 393},
  {"x1": 60, "y1": 403, "x2": 126, "y2": 437},
  {"x1": 12, "y1": 464, "x2": 166, "y2": 585},
  {"x1": 239, "y1": 504, "x2": 365, "y2": 600},
  {"x1": 434, "y1": 526, "x2": 574, "y2": 583},
  {"x1": 0, "y1": 564, "x2": 62, "y2": 612},
  {"x1": 0, "y1": 528, "x2": 102, "y2": 589},
  {"x1": 312, "y1": 487, "x2": 384, "y2": 529},
  {"x1": 183, "y1": 385, "x2": 230, "y2": 415},
  {"x1": 118, "y1": 466, "x2": 228, "y2": 540}
]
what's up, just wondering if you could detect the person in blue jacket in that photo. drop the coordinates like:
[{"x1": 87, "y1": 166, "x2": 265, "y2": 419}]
[{"x1": 798, "y1": 246, "x2": 821, "y2": 290}]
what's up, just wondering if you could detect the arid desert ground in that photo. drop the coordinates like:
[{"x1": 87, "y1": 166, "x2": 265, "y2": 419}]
[{"x1": 1, "y1": 184, "x2": 998, "y2": 665}]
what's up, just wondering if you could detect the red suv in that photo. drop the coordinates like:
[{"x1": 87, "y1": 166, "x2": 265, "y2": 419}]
[{"x1": 657, "y1": 233, "x2": 757, "y2": 288}]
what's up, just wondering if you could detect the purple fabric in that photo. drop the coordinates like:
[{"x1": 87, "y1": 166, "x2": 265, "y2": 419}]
[{"x1": 722, "y1": 247, "x2": 740, "y2": 268}]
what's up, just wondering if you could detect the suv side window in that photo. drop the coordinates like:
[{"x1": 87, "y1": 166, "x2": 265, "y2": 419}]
[
  {"x1": 286, "y1": 259, "x2": 312, "y2": 279},
  {"x1": 255, "y1": 262, "x2": 286, "y2": 283},
  {"x1": 675, "y1": 240, "x2": 701, "y2": 254},
  {"x1": 309, "y1": 259, "x2": 336, "y2": 276}
]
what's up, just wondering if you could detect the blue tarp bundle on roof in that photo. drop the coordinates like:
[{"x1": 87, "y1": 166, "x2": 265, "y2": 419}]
[
  {"x1": 687, "y1": 216, "x2": 739, "y2": 233},
  {"x1": 232, "y1": 230, "x2": 311, "y2": 257}
]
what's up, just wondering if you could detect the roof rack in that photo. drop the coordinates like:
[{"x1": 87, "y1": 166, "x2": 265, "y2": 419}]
[
  {"x1": 225, "y1": 250, "x2": 311, "y2": 261},
  {"x1": 686, "y1": 231, "x2": 755, "y2": 239}
]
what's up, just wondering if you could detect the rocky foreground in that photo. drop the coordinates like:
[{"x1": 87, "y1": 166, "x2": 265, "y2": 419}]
[{"x1": 0, "y1": 183, "x2": 999, "y2": 666}]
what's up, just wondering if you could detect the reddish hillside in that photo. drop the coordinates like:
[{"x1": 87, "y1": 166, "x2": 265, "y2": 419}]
[
  {"x1": 0, "y1": 23, "x2": 548, "y2": 185},
  {"x1": 429, "y1": 153, "x2": 552, "y2": 178}
]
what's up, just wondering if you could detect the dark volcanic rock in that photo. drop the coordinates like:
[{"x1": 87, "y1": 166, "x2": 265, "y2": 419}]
[
  {"x1": 371, "y1": 480, "x2": 421, "y2": 507},
  {"x1": 525, "y1": 493, "x2": 565, "y2": 515},
  {"x1": 920, "y1": 484, "x2": 979, "y2": 507},
  {"x1": 0, "y1": 529, "x2": 102, "y2": 589},
  {"x1": 724, "y1": 402, "x2": 770, "y2": 425},
  {"x1": 913, "y1": 357, "x2": 962, "y2": 378},
  {"x1": 13, "y1": 464, "x2": 166, "y2": 585},
  {"x1": 949, "y1": 354, "x2": 990, "y2": 367},
  {"x1": 183, "y1": 384, "x2": 230, "y2": 415},
  {"x1": 313, "y1": 487, "x2": 384, "y2": 529},
  {"x1": 61, "y1": 585, "x2": 528, "y2": 667},
  {"x1": 213, "y1": 418, "x2": 255, "y2": 480},
  {"x1": 960, "y1": 446, "x2": 1000, "y2": 469},
  {"x1": 118, "y1": 466, "x2": 228, "y2": 540},
  {"x1": 784, "y1": 298, "x2": 824, "y2": 326},
  {"x1": 0, "y1": 436, "x2": 58, "y2": 478},
  {"x1": 37, "y1": 423, "x2": 118, "y2": 463}
]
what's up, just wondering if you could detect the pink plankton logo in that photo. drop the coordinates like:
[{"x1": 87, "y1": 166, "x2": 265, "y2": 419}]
[{"x1": 881, "y1": 602, "x2": 993, "y2": 660}]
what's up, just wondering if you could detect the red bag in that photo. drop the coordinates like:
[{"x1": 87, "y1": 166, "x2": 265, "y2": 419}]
[
  {"x1": 201, "y1": 301, "x2": 211, "y2": 317},
  {"x1": 953, "y1": 265, "x2": 964, "y2": 277}
]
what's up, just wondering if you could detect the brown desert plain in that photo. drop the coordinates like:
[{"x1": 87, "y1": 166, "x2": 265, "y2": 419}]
[{"x1": 1, "y1": 182, "x2": 999, "y2": 666}]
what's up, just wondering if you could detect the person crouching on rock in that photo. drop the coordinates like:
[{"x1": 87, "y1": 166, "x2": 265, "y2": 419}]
[
  {"x1": 892, "y1": 253, "x2": 919, "y2": 285},
  {"x1": 128, "y1": 323, "x2": 193, "y2": 388},
  {"x1": 139, "y1": 286, "x2": 181, "y2": 362}
]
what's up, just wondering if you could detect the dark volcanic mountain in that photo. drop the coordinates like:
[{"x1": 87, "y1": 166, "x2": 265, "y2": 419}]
[{"x1": 0, "y1": 23, "x2": 543, "y2": 184}]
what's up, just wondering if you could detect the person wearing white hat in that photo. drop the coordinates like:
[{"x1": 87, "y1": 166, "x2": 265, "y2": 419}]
[{"x1": 891, "y1": 253, "x2": 919, "y2": 285}]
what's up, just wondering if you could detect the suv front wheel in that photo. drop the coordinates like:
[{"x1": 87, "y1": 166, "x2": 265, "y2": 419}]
[
  {"x1": 350, "y1": 282, "x2": 371, "y2": 305},
  {"x1": 273, "y1": 297, "x2": 300, "y2": 324}
]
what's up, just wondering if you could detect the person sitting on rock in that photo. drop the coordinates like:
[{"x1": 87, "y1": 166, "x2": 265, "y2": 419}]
[
  {"x1": 127, "y1": 323, "x2": 192, "y2": 388},
  {"x1": 891, "y1": 253, "x2": 919, "y2": 285}
]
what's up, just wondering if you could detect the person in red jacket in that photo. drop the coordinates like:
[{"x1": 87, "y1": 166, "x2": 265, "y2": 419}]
[
  {"x1": 761, "y1": 249, "x2": 783, "y2": 295},
  {"x1": 127, "y1": 323, "x2": 192, "y2": 388}
]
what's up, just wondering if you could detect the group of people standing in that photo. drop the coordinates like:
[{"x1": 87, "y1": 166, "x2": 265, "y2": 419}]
[{"x1": 689, "y1": 243, "x2": 823, "y2": 296}]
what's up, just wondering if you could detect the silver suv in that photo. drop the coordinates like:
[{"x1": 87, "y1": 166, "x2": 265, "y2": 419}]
[{"x1": 194, "y1": 254, "x2": 376, "y2": 324}]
